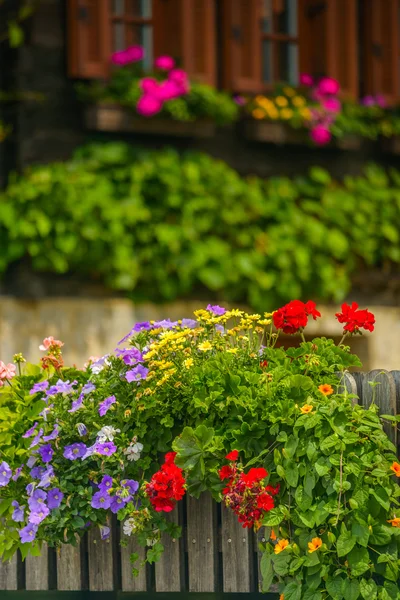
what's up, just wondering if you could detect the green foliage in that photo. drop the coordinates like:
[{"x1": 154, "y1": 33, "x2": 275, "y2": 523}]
[{"x1": 2, "y1": 143, "x2": 400, "y2": 309}]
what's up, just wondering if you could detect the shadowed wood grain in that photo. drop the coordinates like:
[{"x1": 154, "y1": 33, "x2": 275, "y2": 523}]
[
  {"x1": 56, "y1": 543, "x2": 82, "y2": 590},
  {"x1": 337, "y1": 372, "x2": 359, "y2": 404},
  {"x1": 0, "y1": 553, "x2": 20, "y2": 589},
  {"x1": 121, "y1": 534, "x2": 147, "y2": 592},
  {"x1": 25, "y1": 544, "x2": 48, "y2": 590},
  {"x1": 221, "y1": 504, "x2": 253, "y2": 591},
  {"x1": 361, "y1": 370, "x2": 397, "y2": 444},
  {"x1": 390, "y1": 370, "x2": 400, "y2": 417},
  {"x1": 187, "y1": 493, "x2": 218, "y2": 592},
  {"x1": 88, "y1": 526, "x2": 116, "y2": 591},
  {"x1": 155, "y1": 506, "x2": 183, "y2": 592}
]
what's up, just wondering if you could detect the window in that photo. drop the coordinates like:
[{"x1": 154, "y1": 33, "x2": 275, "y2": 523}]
[
  {"x1": 261, "y1": 0, "x2": 299, "y2": 85},
  {"x1": 111, "y1": 0, "x2": 153, "y2": 70}
]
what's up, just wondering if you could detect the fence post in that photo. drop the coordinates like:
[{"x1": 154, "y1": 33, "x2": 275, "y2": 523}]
[{"x1": 360, "y1": 370, "x2": 397, "y2": 445}]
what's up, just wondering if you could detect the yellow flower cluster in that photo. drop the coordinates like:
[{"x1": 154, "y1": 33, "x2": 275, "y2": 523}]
[{"x1": 250, "y1": 88, "x2": 311, "y2": 123}]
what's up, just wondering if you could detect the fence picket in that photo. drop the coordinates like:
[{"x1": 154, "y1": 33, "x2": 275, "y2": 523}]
[
  {"x1": 361, "y1": 370, "x2": 397, "y2": 445},
  {"x1": 0, "y1": 554, "x2": 20, "y2": 590},
  {"x1": 221, "y1": 504, "x2": 253, "y2": 591},
  {"x1": 88, "y1": 525, "x2": 116, "y2": 591},
  {"x1": 56, "y1": 543, "x2": 83, "y2": 590},
  {"x1": 155, "y1": 508, "x2": 183, "y2": 591},
  {"x1": 25, "y1": 545, "x2": 49, "y2": 590},
  {"x1": 186, "y1": 493, "x2": 218, "y2": 592},
  {"x1": 337, "y1": 372, "x2": 358, "y2": 404},
  {"x1": 121, "y1": 534, "x2": 147, "y2": 592}
]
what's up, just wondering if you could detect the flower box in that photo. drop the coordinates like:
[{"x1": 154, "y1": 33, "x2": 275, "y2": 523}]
[
  {"x1": 333, "y1": 134, "x2": 363, "y2": 151},
  {"x1": 241, "y1": 119, "x2": 306, "y2": 145},
  {"x1": 380, "y1": 135, "x2": 400, "y2": 155},
  {"x1": 84, "y1": 104, "x2": 216, "y2": 138}
]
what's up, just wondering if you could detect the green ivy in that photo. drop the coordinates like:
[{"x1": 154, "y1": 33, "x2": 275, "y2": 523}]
[{"x1": 1, "y1": 142, "x2": 400, "y2": 309}]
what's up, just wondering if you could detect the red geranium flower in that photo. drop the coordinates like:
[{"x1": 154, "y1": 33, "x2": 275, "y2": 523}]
[
  {"x1": 240, "y1": 467, "x2": 268, "y2": 487},
  {"x1": 273, "y1": 300, "x2": 320, "y2": 334},
  {"x1": 257, "y1": 492, "x2": 275, "y2": 511},
  {"x1": 226, "y1": 450, "x2": 239, "y2": 461},
  {"x1": 335, "y1": 302, "x2": 375, "y2": 333},
  {"x1": 145, "y1": 453, "x2": 186, "y2": 512},
  {"x1": 265, "y1": 484, "x2": 280, "y2": 496},
  {"x1": 219, "y1": 465, "x2": 234, "y2": 481}
]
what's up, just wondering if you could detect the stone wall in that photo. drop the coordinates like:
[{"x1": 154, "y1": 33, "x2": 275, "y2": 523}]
[{"x1": 0, "y1": 296, "x2": 398, "y2": 371}]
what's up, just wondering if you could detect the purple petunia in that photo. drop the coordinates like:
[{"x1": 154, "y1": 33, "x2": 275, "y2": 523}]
[
  {"x1": 39, "y1": 444, "x2": 53, "y2": 463},
  {"x1": 215, "y1": 324, "x2": 224, "y2": 334},
  {"x1": 28, "y1": 489, "x2": 47, "y2": 512},
  {"x1": 81, "y1": 444, "x2": 96, "y2": 460},
  {"x1": 29, "y1": 428, "x2": 44, "y2": 449},
  {"x1": 95, "y1": 442, "x2": 117, "y2": 456},
  {"x1": 110, "y1": 496, "x2": 127, "y2": 513},
  {"x1": 27, "y1": 454, "x2": 38, "y2": 468},
  {"x1": 91, "y1": 491, "x2": 111, "y2": 510},
  {"x1": 0, "y1": 461, "x2": 12, "y2": 487},
  {"x1": 43, "y1": 424, "x2": 59, "y2": 442},
  {"x1": 29, "y1": 381, "x2": 49, "y2": 395},
  {"x1": 47, "y1": 487, "x2": 64, "y2": 509},
  {"x1": 30, "y1": 466, "x2": 45, "y2": 480},
  {"x1": 121, "y1": 479, "x2": 139, "y2": 496},
  {"x1": 46, "y1": 379, "x2": 76, "y2": 396},
  {"x1": 39, "y1": 404, "x2": 53, "y2": 421},
  {"x1": 82, "y1": 382, "x2": 96, "y2": 395},
  {"x1": 98, "y1": 395, "x2": 116, "y2": 417},
  {"x1": 115, "y1": 347, "x2": 143, "y2": 366},
  {"x1": 180, "y1": 318, "x2": 198, "y2": 329},
  {"x1": 23, "y1": 422, "x2": 39, "y2": 438},
  {"x1": 118, "y1": 322, "x2": 152, "y2": 344},
  {"x1": 63, "y1": 443, "x2": 87, "y2": 460},
  {"x1": 38, "y1": 465, "x2": 54, "y2": 488},
  {"x1": 76, "y1": 423, "x2": 87, "y2": 437},
  {"x1": 19, "y1": 523, "x2": 38, "y2": 544},
  {"x1": 28, "y1": 505, "x2": 50, "y2": 524},
  {"x1": 207, "y1": 304, "x2": 226, "y2": 316},
  {"x1": 99, "y1": 525, "x2": 110, "y2": 540},
  {"x1": 26, "y1": 483, "x2": 35, "y2": 496},
  {"x1": 152, "y1": 319, "x2": 179, "y2": 329},
  {"x1": 12, "y1": 465, "x2": 23, "y2": 481},
  {"x1": 12, "y1": 501, "x2": 24, "y2": 522},
  {"x1": 99, "y1": 475, "x2": 113, "y2": 494},
  {"x1": 125, "y1": 364, "x2": 149, "y2": 383},
  {"x1": 68, "y1": 393, "x2": 84, "y2": 413}
]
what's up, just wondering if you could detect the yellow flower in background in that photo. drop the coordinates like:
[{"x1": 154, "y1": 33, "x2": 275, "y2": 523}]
[
  {"x1": 266, "y1": 106, "x2": 279, "y2": 120},
  {"x1": 292, "y1": 95, "x2": 306, "y2": 107},
  {"x1": 252, "y1": 108, "x2": 265, "y2": 120},
  {"x1": 259, "y1": 98, "x2": 273, "y2": 110},
  {"x1": 255, "y1": 95, "x2": 266, "y2": 105},
  {"x1": 275, "y1": 96, "x2": 288, "y2": 107},
  {"x1": 300, "y1": 108, "x2": 312, "y2": 120},
  {"x1": 300, "y1": 404, "x2": 313, "y2": 414},
  {"x1": 184, "y1": 358, "x2": 194, "y2": 369},
  {"x1": 283, "y1": 86, "x2": 295, "y2": 97},
  {"x1": 280, "y1": 108, "x2": 293, "y2": 120},
  {"x1": 308, "y1": 537, "x2": 322, "y2": 553},
  {"x1": 227, "y1": 348, "x2": 239, "y2": 354},
  {"x1": 198, "y1": 341, "x2": 212, "y2": 352},
  {"x1": 274, "y1": 539, "x2": 289, "y2": 554}
]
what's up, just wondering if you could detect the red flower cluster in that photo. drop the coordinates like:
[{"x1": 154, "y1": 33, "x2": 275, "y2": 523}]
[
  {"x1": 335, "y1": 302, "x2": 375, "y2": 333},
  {"x1": 145, "y1": 452, "x2": 186, "y2": 512},
  {"x1": 219, "y1": 451, "x2": 279, "y2": 529},
  {"x1": 273, "y1": 300, "x2": 321, "y2": 335}
]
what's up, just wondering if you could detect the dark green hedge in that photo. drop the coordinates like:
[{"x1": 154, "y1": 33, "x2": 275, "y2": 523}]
[{"x1": 1, "y1": 142, "x2": 399, "y2": 309}]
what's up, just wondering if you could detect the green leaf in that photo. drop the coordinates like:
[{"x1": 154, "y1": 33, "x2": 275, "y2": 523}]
[
  {"x1": 343, "y1": 579, "x2": 360, "y2": 600},
  {"x1": 347, "y1": 546, "x2": 370, "y2": 577},
  {"x1": 351, "y1": 523, "x2": 369, "y2": 548},
  {"x1": 285, "y1": 459, "x2": 299, "y2": 487},
  {"x1": 260, "y1": 552, "x2": 273, "y2": 592},
  {"x1": 326, "y1": 575, "x2": 344, "y2": 599},
  {"x1": 304, "y1": 471, "x2": 316, "y2": 496},
  {"x1": 359, "y1": 578, "x2": 377, "y2": 600},
  {"x1": 272, "y1": 551, "x2": 290, "y2": 576},
  {"x1": 283, "y1": 581, "x2": 302, "y2": 600},
  {"x1": 262, "y1": 508, "x2": 285, "y2": 526},
  {"x1": 7, "y1": 21, "x2": 24, "y2": 47},
  {"x1": 337, "y1": 531, "x2": 357, "y2": 557},
  {"x1": 303, "y1": 591, "x2": 322, "y2": 600}
]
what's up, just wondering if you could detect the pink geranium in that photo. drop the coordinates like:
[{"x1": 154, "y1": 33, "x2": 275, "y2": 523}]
[
  {"x1": 158, "y1": 80, "x2": 185, "y2": 101},
  {"x1": 0, "y1": 361, "x2": 16, "y2": 380},
  {"x1": 155, "y1": 55, "x2": 175, "y2": 71},
  {"x1": 140, "y1": 77, "x2": 162, "y2": 96},
  {"x1": 137, "y1": 95, "x2": 163, "y2": 117},
  {"x1": 39, "y1": 336, "x2": 64, "y2": 352},
  {"x1": 300, "y1": 73, "x2": 314, "y2": 87},
  {"x1": 322, "y1": 97, "x2": 341, "y2": 113},
  {"x1": 317, "y1": 77, "x2": 340, "y2": 96},
  {"x1": 310, "y1": 125, "x2": 332, "y2": 146},
  {"x1": 111, "y1": 45, "x2": 144, "y2": 66}
]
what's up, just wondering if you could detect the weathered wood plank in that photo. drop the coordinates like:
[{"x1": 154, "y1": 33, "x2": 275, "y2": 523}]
[
  {"x1": 121, "y1": 534, "x2": 147, "y2": 592},
  {"x1": 186, "y1": 493, "x2": 218, "y2": 592},
  {"x1": 25, "y1": 544, "x2": 49, "y2": 590},
  {"x1": 56, "y1": 543, "x2": 82, "y2": 590},
  {"x1": 361, "y1": 370, "x2": 397, "y2": 445},
  {"x1": 155, "y1": 507, "x2": 183, "y2": 592},
  {"x1": 88, "y1": 525, "x2": 116, "y2": 591},
  {"x1": 337, "y1": 372, "x2": 358, "y2": 404},
  {"x1": 0, "y1": 553, "x2": 20, "y2": 590},
  {"x1": 390, "y1": 370, "x2": 400, "y2": 416},
  {"x1": 221, "y1": 504, "x2": 253, "y2": 592}
]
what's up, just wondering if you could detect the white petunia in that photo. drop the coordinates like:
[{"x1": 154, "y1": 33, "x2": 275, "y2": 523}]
[
  {"x1": 97, "y1": 426, "x2": 121, "y2": 443},
  {"x1": 123, "y1": 517, "x2": 136, "y2": 536},
  {"x1": 123, "y1": 442, "x2": 143, "y2": 462}
]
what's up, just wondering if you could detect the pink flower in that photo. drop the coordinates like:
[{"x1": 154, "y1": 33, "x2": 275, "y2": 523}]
[
  {"x1": 317, "y1": 77, "x2": 340, "y2": 96},
  {"x1": 322, "y1": 97, "x2": 341, "y2": 113},
  {"x1": 158, "y1": 80, "x2": 185, "y2": 101},
  {"x1": 111, "y1": 45, "x2": 144, "y2": 66},
  {"x1": 0, "y1": 361, "x2": 16, "y2": 380},
  {"x1": 111, "y1": 51, "x2": 128, "y2": 66},
  {"x1": 300, "y1": 73, "x2": 314, "y2": 87},
  {"x1": 310, "y1": 125, "x2": 331, "y2": 146},
  {"x1": 140, "y1": 77, "x2": 161, "y2": 96},
  {"x1": 137, "y1": 95, "x2": 163, "y2": 117},
  {"x1": 168, "y1": 69, "x2": 188, "y2": 84},
  {"x1": 361, "y1": 95, "x2": 375, "y2": 107},
  {"x1": 39, "y1": 337, "x2": 64, "y2": 352},
  {"x1": 154, "y1": 55, "x2": 175, "y2": 71},
  {"x1": 375, "y1": 94, "x2": 387, "y2": 108}
]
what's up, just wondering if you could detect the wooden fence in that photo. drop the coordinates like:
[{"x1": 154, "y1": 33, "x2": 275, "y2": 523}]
[{"x1": 0, "y1": 370, "x2": 398, "y2": 593}]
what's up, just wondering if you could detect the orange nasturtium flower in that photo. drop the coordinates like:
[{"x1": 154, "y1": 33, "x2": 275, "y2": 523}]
[
  {"x1": 388, "y1": 518, "x2": 400, "y2": 528},
  {"x1": 269, "y1": 529, "x2": 277, "y2": 541},
  {"x1": 280, "y1": 595, "x2": 284, "y2": 600},
  {"x1": 390, "y1": 461, "x2": 400, "y2": 477},
  {"x1": 318, "y1": 384, "x2": 334, "y2": 396},
  {"x1": 300, "y1": 404, "x2": 313, "y2": 414},
  {"x1": 308, "y1": 537, "x2": 323, "y2": 553},
  {"x1": 274, "y1": 539, "x2": 289, "y2": 554}
]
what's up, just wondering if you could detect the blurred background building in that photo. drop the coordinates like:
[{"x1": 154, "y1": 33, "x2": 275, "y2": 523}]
[{"x1": 1, "y1": 0, "x2": 400, "y2": 368}]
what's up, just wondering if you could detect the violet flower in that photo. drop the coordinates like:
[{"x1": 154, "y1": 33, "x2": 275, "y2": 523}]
[
  {"x1": 19, "y1": 523, "x2": 38, "y2": 543},
  {"x1": 43, "y1": 424, "x2": 59, "y2": 442},
  {"x1": 29, "y1": 381, "x2": 49, "y2": 395},
  {"x1": 91, "y1": 491, "x2": 111, "y2": 510},
  {"x1": 47, "y1": 488, "x2": 64, "y2": 509},
  {"x1": 39, "y1": 444, "x2": 53, "y2": 463},
  {"x1": 63, "y1": 443, "x2": 87, "y2": 460},
  {"x1": 98, "y1": 475, "x2": 113, "y2": 494},
  {"x1": 28, "y1": 505, "x2": 50, "y2": 524},
  {"x1": 11, "y1": 501, "x2": 24, "y2": 522},
  {"x1": 206, "y1": 304, "x2": 226, "y2": 316},
  {"x1": 110, "y1": 496, "x2": 127, "y2": 513},
  {"x1": 95, "y1": 442, "x2": 117, "y2": 456},
  {"x1": 99, "y1": 525, "x2": 111, "y2": 540},
  {"x1": 125, "y1": 365, "x2": 149, "y2": 383},
  {"x1": 28, "y1": 489, "x2": 47, "y2": 512},
  {"x1": 98, "y1": 395, "x2": 116, "y2": 417},
  {"x1": 0, "y1": 461, "x2": 12, "y2": 487},
  {"x1": 22, "y1": 422, "x2": 39, "y2": 438}
]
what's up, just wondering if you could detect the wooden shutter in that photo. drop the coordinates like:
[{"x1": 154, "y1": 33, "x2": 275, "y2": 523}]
[
  {"x1": 67, "y1": 0, "x2": 112, "y2": 78},
  {"x1": 153, "y1": 0, "x2": 216, "y2": 86},
  {"x1": 299, "y1": 0, "x2": 358, "y2": 98},
  {"x1": 364, "y1": 0, "x2": 400, "y2": 104},
  {"x1": 222, "y1": 0, "x2": 263, "y2": 93}
]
